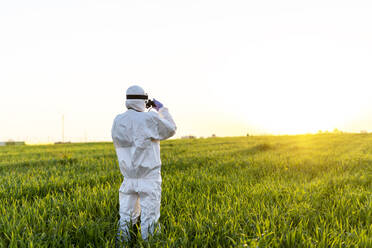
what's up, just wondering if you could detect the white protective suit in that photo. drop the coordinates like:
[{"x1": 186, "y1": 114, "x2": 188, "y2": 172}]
[{"x1": 111, "y1": 85, "x2": 176, "y2": 241}]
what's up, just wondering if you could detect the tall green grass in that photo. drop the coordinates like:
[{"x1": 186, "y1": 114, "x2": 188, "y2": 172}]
[{"x1": 0, "y1": 134, "x2": 371, "y2": 247}]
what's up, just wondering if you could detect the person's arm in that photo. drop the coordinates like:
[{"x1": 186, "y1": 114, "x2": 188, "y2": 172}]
[
  {"x1": 156, "y1": 107, "x2": 176, "y2": 140},
  {"x1": 149, "y1": 99, "x2": 176, "y2": 140}
]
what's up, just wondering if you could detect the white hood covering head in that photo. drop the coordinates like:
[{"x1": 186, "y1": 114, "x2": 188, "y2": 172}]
[{"x1": 125, "y1": 85, "x2": 146, "y2": 112}]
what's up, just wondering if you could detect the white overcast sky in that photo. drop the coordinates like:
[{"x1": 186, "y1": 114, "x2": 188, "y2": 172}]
[{"x1": 1, "y1": 0, "x2": 371, "y2": 143}]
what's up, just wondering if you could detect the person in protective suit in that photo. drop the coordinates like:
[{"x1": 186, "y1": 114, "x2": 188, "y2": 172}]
[{"x1": 111, "y1": 85, "x2": 176, "y2": 242}]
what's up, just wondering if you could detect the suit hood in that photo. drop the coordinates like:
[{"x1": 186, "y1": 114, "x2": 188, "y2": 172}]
[{"x1": 126, "y1": 99, "x2": 146, "y2": 112}]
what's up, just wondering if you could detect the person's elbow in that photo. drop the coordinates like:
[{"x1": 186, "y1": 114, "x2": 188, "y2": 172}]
[
  {"x1": 164, "y1": 125, "x2": 176, "y2": 139},
  {"x1": 159, "y1": 125, "x2": 176, "y2": 140},
  {"x1": 169, "y1": 125, "x2": 177, "y2": 137}
]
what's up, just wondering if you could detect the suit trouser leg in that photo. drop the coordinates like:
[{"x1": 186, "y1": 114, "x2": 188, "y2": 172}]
[
  {"x1": 118, "y1": 191, "x2": 140, "y2": 241},
  {"x1": 139, "y1": 181, "x2": 161, "y2": 240}
]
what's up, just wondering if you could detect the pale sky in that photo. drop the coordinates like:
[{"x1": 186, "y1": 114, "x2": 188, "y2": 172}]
[{"x1": 1, "y1": 0, "x2": 371, "y2": 143}]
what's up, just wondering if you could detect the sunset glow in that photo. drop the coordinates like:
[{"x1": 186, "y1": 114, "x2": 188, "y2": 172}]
[{"x1": 1, "y1": 0, "x2": 371, "y2": 142}]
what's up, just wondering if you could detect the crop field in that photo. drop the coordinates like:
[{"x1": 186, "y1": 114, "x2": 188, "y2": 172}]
[{"x1": 0, "y1": 134, "x2": 371, "y2": 247}]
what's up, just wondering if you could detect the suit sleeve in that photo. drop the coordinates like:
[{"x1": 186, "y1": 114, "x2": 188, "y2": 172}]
[{"x1": 149, "y1": 107, "x2": 177, "y2": 140}]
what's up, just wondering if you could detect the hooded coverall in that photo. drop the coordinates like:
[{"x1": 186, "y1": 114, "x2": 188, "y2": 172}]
[{"x1": 111, "y1": 95, "x2": 176, "y2": 240}]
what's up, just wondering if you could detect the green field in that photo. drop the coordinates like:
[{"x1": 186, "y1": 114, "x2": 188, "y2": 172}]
[{"x1": 0, "y1": 134, "x2": 371, "y2": 247}]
